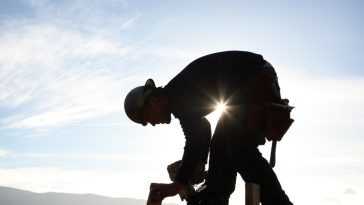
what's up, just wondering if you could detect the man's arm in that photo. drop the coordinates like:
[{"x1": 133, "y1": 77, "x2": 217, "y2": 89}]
[
  {"x1": 147, "y1": 182, "x2": 184, "y2": 205},
  {"x1": 147, "y1": 117, "x2": 211, "y2": 204},
  {"x1": 175, "y1": 117, "x2": 211, "y2": 185}
]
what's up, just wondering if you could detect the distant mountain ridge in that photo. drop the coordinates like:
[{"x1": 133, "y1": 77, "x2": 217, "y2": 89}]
[{"x1": 0, "y1": 186, "x2": 180, "y2": 205}]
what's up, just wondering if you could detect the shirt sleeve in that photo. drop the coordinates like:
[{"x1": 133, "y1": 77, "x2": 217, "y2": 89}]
[{"x1": 174, "y1": 117, "x2": 211, "y2": 185}]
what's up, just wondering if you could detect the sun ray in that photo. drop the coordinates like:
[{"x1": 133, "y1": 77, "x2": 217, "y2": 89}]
[
  {"x1": 206, "y1": 102, "x2": 227, "y2": 132},
  {"x1": 215, "y1": 102, "x2": 226, "y2": 116}
]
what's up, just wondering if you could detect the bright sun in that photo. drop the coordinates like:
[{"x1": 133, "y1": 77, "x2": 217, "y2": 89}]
[
  {"x1": 206, "y1": 102, "x2": 226, "y2": 131},
  {"x1": 216, "y1": 103, "x2": 226, "y2": 116}
]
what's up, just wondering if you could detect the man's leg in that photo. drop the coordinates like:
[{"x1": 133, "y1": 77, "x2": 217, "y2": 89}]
[
  {"x1": 204, "y1": 119, "x2": 237, "y2": 205},
  {"x1": 226, "y1": 127, "x2": 293, "y2": 205},
  {"x1": 234, "y1": 147, "x2": 292, "y2": 204}
]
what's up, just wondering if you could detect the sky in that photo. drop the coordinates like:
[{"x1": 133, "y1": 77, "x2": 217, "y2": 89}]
[{"x1": 0, "y1": 0, "x2": 363, "y2": 204}]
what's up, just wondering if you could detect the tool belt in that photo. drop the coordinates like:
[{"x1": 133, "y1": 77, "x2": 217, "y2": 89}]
[{"x1": 246, "y1": 63, "x2": 294, "y2": 142}]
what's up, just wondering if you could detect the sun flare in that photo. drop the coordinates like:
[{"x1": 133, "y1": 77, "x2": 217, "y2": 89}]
[
  {"x1": 206, "y1": 102, "x2": 226, "y2": 131},
  {"x1": 216, "y1": 103, "x2": 226, "y2": 116}
]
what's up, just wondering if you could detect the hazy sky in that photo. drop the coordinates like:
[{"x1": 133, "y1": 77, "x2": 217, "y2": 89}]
[{"x1": 0, "y1": 0, "x2": 363, "y2": 204}]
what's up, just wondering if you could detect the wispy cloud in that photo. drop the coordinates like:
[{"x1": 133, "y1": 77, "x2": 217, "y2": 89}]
[
  {"x1": 0, "y1": 22, "x2": 141, "y2": 130},
  {"x1": 0, "y1": 148, "x2": 7, "y2": 157},
  {"x1": 0, "y1": 0, "x2": 148, "y2": 130},
  {"x1": 345, "y1": 188, "x2": 357, "y2": 195}
]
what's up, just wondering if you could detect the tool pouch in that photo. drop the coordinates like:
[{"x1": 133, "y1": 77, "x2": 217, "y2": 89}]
[{"x1": 264, "y1": 100, "x2": 294, "y2": 141}]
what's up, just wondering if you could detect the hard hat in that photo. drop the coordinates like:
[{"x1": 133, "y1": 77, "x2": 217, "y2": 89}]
[{"x1": 124, "y1": 79, "x2": 156, "y2": 126}]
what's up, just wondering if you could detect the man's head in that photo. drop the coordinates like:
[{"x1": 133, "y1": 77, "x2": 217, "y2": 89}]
[{"x1": 124, "y1": 79, "x2": 171, "y2": 126}]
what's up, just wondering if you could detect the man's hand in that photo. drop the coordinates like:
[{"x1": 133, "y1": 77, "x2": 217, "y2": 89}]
[{"x1": 146, "y1": 182, "x2": 184, "y2": 205}]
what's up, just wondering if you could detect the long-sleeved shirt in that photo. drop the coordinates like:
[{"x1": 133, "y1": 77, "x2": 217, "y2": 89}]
[{"x1": 165, "y1": 51, "x2": 265, "y2": 185}]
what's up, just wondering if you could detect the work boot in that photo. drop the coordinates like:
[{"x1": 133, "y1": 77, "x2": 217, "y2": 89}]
[
  {"x1": 261, "y1": 190, "x2": 293, "y2": 205},
  {"x1": 187, "y1": 184, "x2": 227, "y2": 205}
]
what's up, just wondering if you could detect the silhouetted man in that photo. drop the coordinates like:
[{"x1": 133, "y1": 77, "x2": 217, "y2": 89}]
[{"x1": 124, "y1": 51, "x2": 293, "y2": 205}]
